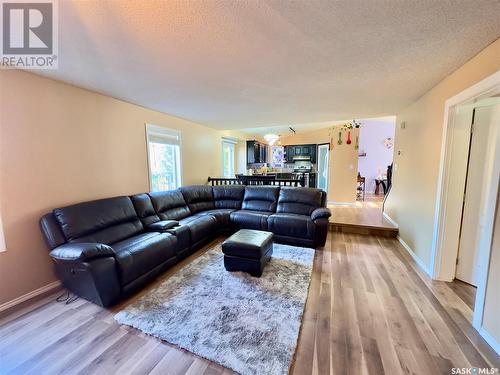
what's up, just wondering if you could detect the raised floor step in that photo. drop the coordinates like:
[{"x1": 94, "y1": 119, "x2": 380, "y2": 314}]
[
  {"x1": 327, "y1": 203, "x2": 398, "y2": 238},
  {"x1": 329, "y1": 222, "x2": 398, "y2": 237}
]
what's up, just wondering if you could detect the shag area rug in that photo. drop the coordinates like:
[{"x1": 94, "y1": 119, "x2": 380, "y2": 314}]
[{"x1": 115, "y1": 242, "x2": 315, "y2": 375}]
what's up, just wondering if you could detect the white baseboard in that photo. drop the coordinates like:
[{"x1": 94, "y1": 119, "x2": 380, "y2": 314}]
[
  {"x1": 396, "y1": 235, "x2": 432, "y2": 277},
  {"x1": 382, "y1": 212, "x2": 431, "y2": 277},
  {"x1": 382, "y1": 212, "x2": 399, "y2": 228},
  {"x1": 0, "y1": 281, "x2": 61, "y2": 313},
  {"x1": 479, "y1": 327, "x2": 500, "y2": 355},
  {"x1": 328, "y1": 201, "x2": 357, "y2": 207}
]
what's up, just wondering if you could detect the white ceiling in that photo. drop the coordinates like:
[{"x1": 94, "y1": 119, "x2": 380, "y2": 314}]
[
  {"x1": 240, "y1": 116, "x2": 396, "y2": 137},
  {"x1": 38, "y1": 1, "x2": 500, "y2": 130}
]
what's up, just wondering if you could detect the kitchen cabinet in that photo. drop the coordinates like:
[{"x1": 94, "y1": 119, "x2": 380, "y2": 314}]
[
  {"x1": 247, "y1": 140, "x2": 268, "y2": 164},
  {"x1": 283, "y1": 144, "x2": 317, "y2": 163},
  {"x1": 310, "y1": 145, "x2": 317, "y2": 164},
  {"x1": 309, "y1": 173, "x2": 317, "y2": 188},
  {"x1": 284, "y1": 146, "x2": 294, "y2": 163}
]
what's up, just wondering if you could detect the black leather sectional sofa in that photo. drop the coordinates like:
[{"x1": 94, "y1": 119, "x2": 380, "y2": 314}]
[{"x1": 40, "y1": 185, "x2": 331, "y2": 307}]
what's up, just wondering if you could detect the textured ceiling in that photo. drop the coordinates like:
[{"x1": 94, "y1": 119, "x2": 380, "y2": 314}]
[{"x1": 37, "y1": 0, "x2": 500, "y2": 130}]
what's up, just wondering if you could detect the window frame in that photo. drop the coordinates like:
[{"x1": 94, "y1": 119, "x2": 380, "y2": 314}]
[
  {"x1": 145, "y1": 123, "x2": 182, "y2": 192},
  {"x1": 221, "y1": 138, "x2": 237, "y2": 178}
]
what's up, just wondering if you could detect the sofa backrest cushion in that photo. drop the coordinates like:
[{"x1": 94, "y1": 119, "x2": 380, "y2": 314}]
[
  {"x1": 276, "y1": 187, "x2": 324, "y2": 215},
  {"x1": 242, "y1": 186, "x2": 280, "y2": 212},
  {"x1": 180, "y1": 185, "x2": 215, "y2": 214},
  {"x1": 40, "y1": 213, "x2": 67, "y2": 249},
  {"x1": 213, "y1": 185, "x2": 245, "y2": 209},
  {"x1": 130, "y1": 193, "x2": 160, "y2": 226},
  {"x1": 320, "y1": 190, "x2": 327, "y2": 207},
  {"x1": 148, "y1": 190, "x2": 191, "y2": 220},
  {"x1": 53, "y1": 196, "x2": 143, "y2": 245}
]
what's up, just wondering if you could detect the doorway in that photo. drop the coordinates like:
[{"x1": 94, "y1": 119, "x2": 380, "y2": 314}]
[
  {"x1": 456, "y1": 103, "x2": 499, "y2": 286},
  {"x1": 432, "y1": 70, "x2": 500, "y2": 332},
  {"x1": 317, "y1": 143, "x2": 329, "y2": 192},
  {"x1": 356, "y1": 119, "x2": 395, "y2": 204}
]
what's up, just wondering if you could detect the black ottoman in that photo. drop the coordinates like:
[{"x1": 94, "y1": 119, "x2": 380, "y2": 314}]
[{"x1": 222, "y1": 229, "x2": 273, "y2": 277}]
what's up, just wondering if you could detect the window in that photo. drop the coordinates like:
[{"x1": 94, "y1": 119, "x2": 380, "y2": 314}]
[
  {"x1": 222, "y1": 138, "x2": 236, "y2": 177},
  {"x1": 146, "y1": 124, "x2": 182, "y2": 192}
]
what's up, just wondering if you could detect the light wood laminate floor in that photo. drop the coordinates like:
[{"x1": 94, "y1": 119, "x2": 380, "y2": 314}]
[
  {"x1": 0, "y1": 233, "x2": 498, "y2": 374},
  {"x1": 328, "y1": 195, "x2": 398, "y2": 236},
  {"x1": 328, "y1": 195, "x2": 395, "y2": 228}
]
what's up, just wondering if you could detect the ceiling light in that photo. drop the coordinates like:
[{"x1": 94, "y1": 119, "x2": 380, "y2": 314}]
[{"x1": 264, "y1": 134, "x2": 279, "y2": 145}]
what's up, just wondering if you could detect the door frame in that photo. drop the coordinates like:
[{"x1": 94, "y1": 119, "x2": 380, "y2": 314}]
[
  {"x1": 431, "y1": 70, "x2": 500, "y2": 331},
  {"x1": 317, "y1": 143, "x2": 330, "y2": 192}
]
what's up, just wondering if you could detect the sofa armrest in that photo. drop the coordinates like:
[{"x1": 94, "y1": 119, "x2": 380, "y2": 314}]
[
  {"x1": 311, "y1": 207, "x2": 331, "y2": 221},
  {"x1": 145, "y1": 220, "x2": 179, "y2": 232},
  {"x1": 166, "y1": 225, "x2": 191, "y2": 256},
  {"x1": 50, "y1": 242, "x2": 115, "y2": 262}
]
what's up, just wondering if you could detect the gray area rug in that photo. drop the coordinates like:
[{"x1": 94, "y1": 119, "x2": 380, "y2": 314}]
[{"x1": 115, "y1": 242, "x2": 315, "y2": 375}]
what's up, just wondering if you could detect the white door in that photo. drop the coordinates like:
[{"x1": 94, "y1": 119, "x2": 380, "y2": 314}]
[
  {"x1": 317, "y1": 144, "x2": 329, "y2": 192},
  {"x1": 456, "y1": 104, "x2": 499, "y2": 285}
]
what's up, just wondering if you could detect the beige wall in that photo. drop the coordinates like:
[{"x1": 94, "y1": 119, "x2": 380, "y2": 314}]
[
  {"x1": 281, "y1": 126, "x2": 359, "y2": 203},
  {"x1": 0, "y1": 70, "x2": 243, "y2": 305},
  {"x1": 483, "y1": 185, "x2": 500, "y2": 348},
  {"x1": 385, "y1": 38, "x2": 500, "y2": 268}
]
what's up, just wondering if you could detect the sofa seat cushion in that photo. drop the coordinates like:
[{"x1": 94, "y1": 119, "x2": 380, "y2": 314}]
[
  {"x1": 178, "y1": 215, "x2": 219, "y2": 245},
  {"x1": 268, "y1": 213, "x2": 315, "y2": 239},
  {"x1": 112, "y1": 232, "x2": 177, "y2": 286},
  {"x1": 193, "y1": 209, "x2": 236, "y2": 226},
  {"x1": 230, "y1": 210, "x2": 273, "y2": 231}
]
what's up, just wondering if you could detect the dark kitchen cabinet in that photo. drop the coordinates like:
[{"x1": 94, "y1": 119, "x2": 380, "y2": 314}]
[
  {"x1": 284, "y1": 144, "x2": 317, "y2": 163},
  {"x1": 310, "y1": 145, "x2": 317, "y2": 164},
  {"x1": 300, "y1": 146, "x2": 310, "y2": 156},
  {"x1": 259, "y1": 144, "x2": 267, "y2": 163},
  {"x1": 247, "y1": 140, "x2": 268, "y2": 164},
  {"x1": 284, "y1": 146, "x2": 294, "y2": 163},
  {"x1": 309, "y1": 173, "x2": 317, "y2": 188}
]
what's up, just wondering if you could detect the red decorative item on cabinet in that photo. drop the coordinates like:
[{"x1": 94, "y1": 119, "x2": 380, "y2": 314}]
[{"x1": 346, "y1": 130, "x2": 352, "y2": 145}]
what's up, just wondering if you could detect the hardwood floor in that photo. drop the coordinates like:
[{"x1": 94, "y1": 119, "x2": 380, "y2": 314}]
[
  {"x1": 447, "y1": 279, "x2": 477, "y2": 311},
  {"x1": 328, "y1": 195, "x2": 398, "y2": 237},
  {"x1": 293, "y1": 232, "x2": 498, "y2": 374},
  {"x1": 1, "y1": 233, "x2": 498, "y2": 374}
]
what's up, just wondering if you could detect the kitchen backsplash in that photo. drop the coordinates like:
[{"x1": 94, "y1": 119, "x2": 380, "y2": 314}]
[{"x1": 245, "y1": 163, "x2": 316, "y2": 173}]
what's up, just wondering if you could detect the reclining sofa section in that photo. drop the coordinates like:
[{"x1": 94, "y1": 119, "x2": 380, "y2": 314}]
[{"x1": 40, "y1": 185, "x2": 331, "y2": 306}]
